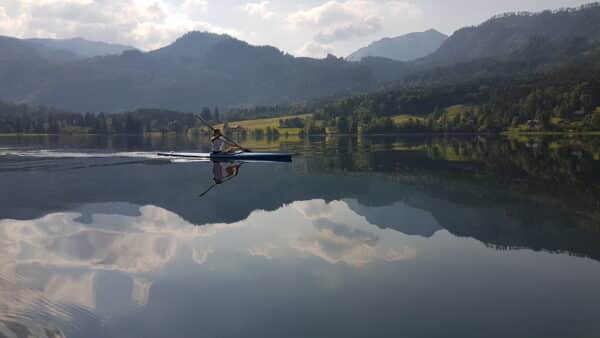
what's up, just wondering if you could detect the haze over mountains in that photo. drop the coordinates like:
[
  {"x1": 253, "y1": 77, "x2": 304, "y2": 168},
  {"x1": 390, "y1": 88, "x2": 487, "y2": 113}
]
[
  {"x1": 0, "y1": 3, "x2": 599, "y2": 113},
  {"x1": 26, "y1": 37, "x2": 135, "y2": 59},
  {"x1": 346, "y1": 29, "x2": 448, "y2": 62}
]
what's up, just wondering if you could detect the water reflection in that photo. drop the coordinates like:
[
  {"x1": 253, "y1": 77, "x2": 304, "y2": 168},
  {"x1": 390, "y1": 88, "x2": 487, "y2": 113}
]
[
  {"x1": 0, "y1": 200, "x2": 419, "y2": 336},
  {"x1": 1, "y1": 135, "x2": 600, "y2": 337},
  {"x1": 2, "y1": 200, "x2": 600, "y2": 337}
]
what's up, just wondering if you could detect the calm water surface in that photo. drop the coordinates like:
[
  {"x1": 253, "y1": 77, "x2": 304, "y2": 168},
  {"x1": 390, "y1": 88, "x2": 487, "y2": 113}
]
[{"x1": 1, "y1": 134, "x2": 600, "y2": 338}]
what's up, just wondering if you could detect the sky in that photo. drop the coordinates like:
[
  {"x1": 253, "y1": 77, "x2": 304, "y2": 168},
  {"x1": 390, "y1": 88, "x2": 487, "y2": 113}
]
[{"x1": 0, "y1": 0, "x2": 592, "y2": 58}]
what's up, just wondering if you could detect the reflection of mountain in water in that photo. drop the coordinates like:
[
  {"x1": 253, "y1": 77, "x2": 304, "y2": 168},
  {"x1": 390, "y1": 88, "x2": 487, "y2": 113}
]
[
  {"x1": 344, "y1": 199, "x2": 441, "y2": 237},
  {"x1": 1, "y1": 137, "x2": 600, "y2": 263}
]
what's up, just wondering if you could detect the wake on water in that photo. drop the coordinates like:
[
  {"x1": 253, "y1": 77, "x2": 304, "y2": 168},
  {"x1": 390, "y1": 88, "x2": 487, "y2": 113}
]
[
  {"x1": 0, "y1": 148, "x2": 163, "y2": 159},
  {"x1": 0, "y1": 148, "x2": 205, "y2": 172}
]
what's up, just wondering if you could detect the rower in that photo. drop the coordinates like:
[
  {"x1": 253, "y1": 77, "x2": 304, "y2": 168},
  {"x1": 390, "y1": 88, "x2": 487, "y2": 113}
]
[
  {"x1": 211, "y1": 129, "x2": 239, "y2": 154},
  {"x1": 212, "y1": 161, "x2": 242, "y2": 184}
]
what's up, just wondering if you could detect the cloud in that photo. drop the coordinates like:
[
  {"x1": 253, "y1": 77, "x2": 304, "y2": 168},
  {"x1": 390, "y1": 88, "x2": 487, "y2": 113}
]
[
  {"x1": 287, "y1": 0, "x2": 369, "y2": 27},
  {"x1": 242, "y1": 1, "x2": 275, "y2": 20},
  {"x1": 288, "y1": 0, "x2": 424, "y2": 48},
  {"x1": 296, "y1": 41, "x2": 334, "y2": 57},
  {"x1": 315, "y1": 16, "x2": 382, "y2": 43},
  {"x1": 181, "y1": 0, "x2": 208, "y2": 16},
  {"x1": 0, "y1": 0, "x2": 240, "y2": 50},
  {"x1": 387, "y1": 1, "x2": 424, "y2": 19}
]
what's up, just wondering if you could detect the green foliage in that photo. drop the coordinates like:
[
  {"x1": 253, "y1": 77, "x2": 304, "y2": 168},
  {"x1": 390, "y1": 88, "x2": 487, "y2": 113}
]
[
  {"x1": 0, "y1": 102, "x2": 201, "y2": 134},
  {"x1": 293, "y1": 58, "x2": 600, "y2": 133},
  {"x1": 279, "y1": 117, "x2": 305, "y2": 128}
]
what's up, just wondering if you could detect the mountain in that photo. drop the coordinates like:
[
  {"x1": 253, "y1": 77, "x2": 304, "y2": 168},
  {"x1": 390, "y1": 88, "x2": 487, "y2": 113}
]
[
  {"x1": 26, "y1": 37, "x2": 136, "y2": 58},
  {"x1": 0, "y1": 31, "x2": 400, "y2": 112},
  {"x1": 420, "y1": 3, "x2": 600, "y2": 67},
  {"x1": 0, "y1": 36, "x2": 79, "y2": 100},
  {"x1": 0, "y1": 35, "x2": 78, "y2": 64},
  {"x1": 347, "y1": 29, "x2": 448, "y2": 62},
  {"x1": 1, "y1": 3, "x2": 600, "y2": 113}
]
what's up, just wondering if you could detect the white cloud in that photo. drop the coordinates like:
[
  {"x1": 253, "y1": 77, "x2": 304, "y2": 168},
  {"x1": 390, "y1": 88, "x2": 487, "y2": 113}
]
[
  {"x1": 0, "y1": 0, "x2": 240, "y2": 50},
  {"x1": 181, "y1": 0, "x2": 208, "y2": 16},
  {"x1": 288, "y1": 0, "x2": 424, "y2": 53},
  {"x1": 287, "y1": 0, "x2": 370, "y2": 27},
  {"x1": 242, "y1": 1, "x2": 275, "y2": 20},
  {"x1": 315, "y1": 15, "x2": 382, "y2": 43},
  {"x1": 388, "y1": 1, "x2": 423, "y2": 19},
  {"x1": 0, "y1": 0, "x2": 426, "y2": 56},
  {"x1": 296, "y1": 41, "x2": 335, "y2": 58}
]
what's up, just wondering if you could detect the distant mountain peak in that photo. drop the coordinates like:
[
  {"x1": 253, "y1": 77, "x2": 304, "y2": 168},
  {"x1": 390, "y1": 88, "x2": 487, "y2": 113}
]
[
  {"x1": 174, "y1": 31, "x2": 233, "y2": 42},
  {"x1": 347, "y1": 29, "x2": 448, "y2": 62},
  {"x1": 152, "y1": 31, "x2": 243, "y2": 57}
]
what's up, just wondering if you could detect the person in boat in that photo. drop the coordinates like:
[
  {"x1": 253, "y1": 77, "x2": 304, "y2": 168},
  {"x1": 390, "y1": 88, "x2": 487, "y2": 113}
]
[
  {"x1": 211, "y1": 129, "x2": 239, "y2": 154},
  {"x1": 212, "y1": 161, "x2": 242, "y2": 184}
]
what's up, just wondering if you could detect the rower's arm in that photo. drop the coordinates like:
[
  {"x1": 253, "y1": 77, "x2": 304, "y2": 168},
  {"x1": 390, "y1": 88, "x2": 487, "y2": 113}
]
[{"x1": 223, "y1": 137, "x2": 240, "y2": 147}]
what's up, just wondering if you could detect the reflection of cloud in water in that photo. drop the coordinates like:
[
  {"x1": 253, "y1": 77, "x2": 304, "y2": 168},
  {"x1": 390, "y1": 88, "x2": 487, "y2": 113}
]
[
  {"x1": 131, "y1": 277, "x2": 152, "y2": 307},
  {"x1": 0, "y1": 199, "x2": 417, "y2": 330},
  {"x1": 293, "y1": 199, "x2": 336, "y2": 220},
  {"x1": 0, "y1": 270, "x2": 70, "y2": 338},
  {"x1": 45, "y1": 272, "x2": 97, "y2": 310},
  {"x1": 292, "y1": 232, "x2": 415, "y2": 266},
  {"x1": 192, "y1": 247, "x2": 214, "y2": 265},
  {"x1": 0, "y1": 200, "x2": 417, "y2": 273},
  {"x1": 290, "y1": 201, "x2": 416, "y2": 265},
  {"x1": 0, "y1": 211, "x2": 177, "y2": 274}
]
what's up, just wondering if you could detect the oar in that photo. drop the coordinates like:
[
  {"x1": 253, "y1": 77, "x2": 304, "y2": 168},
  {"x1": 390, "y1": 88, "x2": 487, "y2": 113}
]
[
  {"x1": 198, "y1": 169, "x2": 239, "y2": 198},
  {"x1": 195, "y1": 115, "x2": 252, "y2": 152},
  {"x1": 198, "y1": 183, "x2": 218, "y2": 198}
]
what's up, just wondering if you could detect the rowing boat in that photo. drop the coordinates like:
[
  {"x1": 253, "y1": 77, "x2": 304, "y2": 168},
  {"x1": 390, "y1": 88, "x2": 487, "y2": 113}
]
[{"x1": 157, "y1": 151, "x2": 293, "y2": 162}]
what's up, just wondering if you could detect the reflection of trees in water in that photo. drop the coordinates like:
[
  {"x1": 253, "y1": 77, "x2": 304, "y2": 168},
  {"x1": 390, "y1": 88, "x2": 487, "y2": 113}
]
[{"x1": 299, "y1": 136, "x2": 600, "y2": 260}]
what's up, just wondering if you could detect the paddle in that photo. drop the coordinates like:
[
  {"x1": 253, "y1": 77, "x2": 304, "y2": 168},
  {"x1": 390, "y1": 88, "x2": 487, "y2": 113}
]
[{"x1": 195, "y1": 115, "x2": 252, "y2": 153}]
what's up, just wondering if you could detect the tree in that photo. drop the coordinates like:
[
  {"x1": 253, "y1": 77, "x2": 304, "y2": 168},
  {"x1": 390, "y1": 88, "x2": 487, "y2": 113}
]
[{"x1": 336, "y1": 116, "x2": 349, "y2": 133}]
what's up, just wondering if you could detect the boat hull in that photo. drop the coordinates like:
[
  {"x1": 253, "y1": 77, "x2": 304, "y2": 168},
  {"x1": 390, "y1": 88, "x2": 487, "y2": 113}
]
[{"x1": 157, "y1": 152, "x2": 293, "y2": 162}]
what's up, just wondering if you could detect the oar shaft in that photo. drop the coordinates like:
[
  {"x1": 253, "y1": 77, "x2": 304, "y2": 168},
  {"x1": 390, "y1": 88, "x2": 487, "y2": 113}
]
[{"x1": 196, "y1": 115, "x2": 251, "y2": 152}]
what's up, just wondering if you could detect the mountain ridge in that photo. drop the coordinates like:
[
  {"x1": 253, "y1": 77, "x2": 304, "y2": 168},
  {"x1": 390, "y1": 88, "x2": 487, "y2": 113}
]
[
  {"x1": 25, "y1": 37, "x2": 136, "y2": 58},
  {"x1": 0, "y1": 3, "x2": 600, "y2": 113},
  {"x1": 347, "y1": 29, "x2": 448, "y2": 62}
]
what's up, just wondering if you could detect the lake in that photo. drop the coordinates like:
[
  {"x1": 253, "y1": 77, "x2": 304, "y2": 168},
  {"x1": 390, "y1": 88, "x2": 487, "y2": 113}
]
[{"x1": 1, "y1": 134, "x2": 600, "y2": 338}]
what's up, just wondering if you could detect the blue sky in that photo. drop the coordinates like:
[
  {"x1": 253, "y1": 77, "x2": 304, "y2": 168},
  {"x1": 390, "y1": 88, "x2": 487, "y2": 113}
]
[{"x1": 0, "y1": 0, "x2": 591, "y2": 57}]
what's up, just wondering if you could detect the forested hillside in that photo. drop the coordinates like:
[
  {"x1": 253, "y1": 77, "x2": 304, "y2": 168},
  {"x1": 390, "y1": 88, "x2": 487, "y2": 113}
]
[{"x1": 420, "y1": 3, "x2": 600, "y2": 67}]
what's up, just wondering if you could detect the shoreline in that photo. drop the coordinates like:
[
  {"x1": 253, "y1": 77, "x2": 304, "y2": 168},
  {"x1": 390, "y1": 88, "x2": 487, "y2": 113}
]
[{"x1": 2, "y1": 131, "x2": 600, "y2": 137}]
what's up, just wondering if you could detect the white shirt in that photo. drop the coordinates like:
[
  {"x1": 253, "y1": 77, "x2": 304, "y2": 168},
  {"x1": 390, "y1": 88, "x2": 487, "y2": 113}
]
[{"x1": 211, "y1": 136, "x2": 226, "y2": 152}]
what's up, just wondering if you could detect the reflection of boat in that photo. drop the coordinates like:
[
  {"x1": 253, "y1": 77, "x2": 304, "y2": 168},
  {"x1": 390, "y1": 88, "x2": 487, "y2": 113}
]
[{"x1": 157, "y1": 151, "x2": 293, "y2": 162}]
